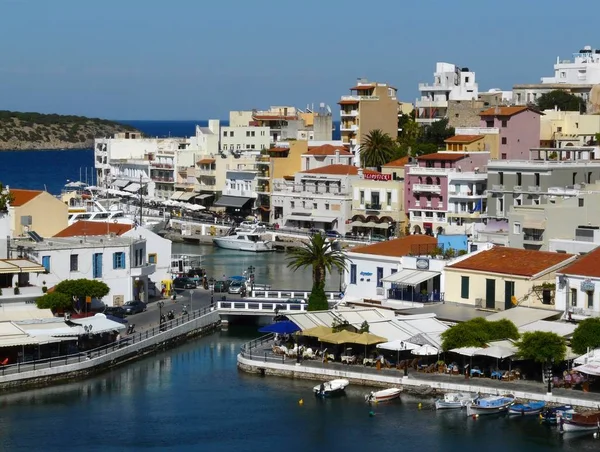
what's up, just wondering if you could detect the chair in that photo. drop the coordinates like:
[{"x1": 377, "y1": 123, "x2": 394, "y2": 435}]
[{"x1": 0, "y1": 358, "x2": 8, "y2": 366}]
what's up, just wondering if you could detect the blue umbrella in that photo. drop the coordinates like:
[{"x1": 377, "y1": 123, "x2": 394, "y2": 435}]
[{"x1": 258, "y1": 320, "x2": 300, "y2": 334}]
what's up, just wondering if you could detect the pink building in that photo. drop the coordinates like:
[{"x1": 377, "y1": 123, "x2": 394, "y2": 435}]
[
  {"x1": 405, "y1": 152, "x2": 490, "y2": 236},
  {"x1": 479, "y1": 106, "x2": 542, "y2": 160}
]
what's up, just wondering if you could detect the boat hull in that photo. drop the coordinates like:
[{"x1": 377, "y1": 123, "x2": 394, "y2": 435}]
[
  {"x1": 560, "y1": 421, "x2": 600, "y2": 433},
  {"x1": 213, "y1": 237, "x2": 273, "y2": 252},
  {"x1": 509, "y1": 402, "x2": 545, "y2": 416},
  {"x1": 365, "y1": 388, "x2": 402, "y2": 403},
  {"x1": 466, "y1": 396, "x2": 515, "y2": 416},
  {"x1": 467, "y1": 404, "x2": 511, "y2": 416},
  {"x1": 435, "y1": 400, "x2": 464, "y2": 410},
  {"x1": 314, "y1": 379, "x2": 349, "y2": 398},
  {"x1": 435, "y1": 392, "x2": 475, "y2": 410}
]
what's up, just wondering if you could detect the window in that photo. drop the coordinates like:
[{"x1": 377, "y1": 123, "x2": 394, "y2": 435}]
[
  {"x1": 571, "y1": 288, "x2": 577, "y2": 307},
  {"x1": 251, "y1": 131, "x2": 255, "y2": 137},
  {"x1": 223, "y1": 131, "x2": 228, "y2": 137},
  {"x1": 501, "y1": 120, "x2": 507, "y2": 127},
  {"x1": 387, "y1": 191, "x2": 392, "y2": 206},
  {"x1": 501, "y1": 137, "x2": 507, "y2": 145},
  {"x1": 70, "y1": 254, "x2": 78, "y2": 272},
  {"x1": 534, "y1": 173, "x2": 540, "y2": 186},
  {"x1": 376, "y1": 267, "x2": 384, "y2": 288},
  {"x1": 557, "y1": 127, "x2": 562, "y2": 132},
  {"x1": 465, "y1": 76, "x2": 470, "y2": 83},
  {"x1": 573, "y1": 172, "x2": 577, "y2": 185},
  {"x1": 113, "y1": 252, "x2": 126, "y2": 269},
  {"x1": 515, "y1": 198, "x2": 522, "y2": 206},
  {"x1": 360, "y1": 190, "x2": 365, "y2": 204},
  {"x1": 236, "y1": 144, "x2": 241, "y2": 150},
  {"x1": 325, "y1": 203, "x2": 330, "y2": 210},
  {"x1": 148, "y1": 253, "x2": 157, "y2": 264},
  {"x1": 588, "y1": 291, "x2": 594, "y2": 309},
  {"x1": 516, "y1": 172, "x2": 522, "y2": 185},
  {"x1": 42, "y1": 256, "x2": 51, "y2": 272},
  {"x1": 261, "y1": 131, "x2": 265, "y2": 136},
  {"x1": 499, "y1": 172, "x2": 504, "y2": 184},
  {"x1": 579, "y1": 198, "x2": 584, "y2": 207},
  {"x1": 513, "y1": 222, "x2": 521, "y2": 235},
  {"x1": 313, "y1": 203, "x2": 317, "y2": 209},
  {"x1": 93, "y1": 253, "x2": 103, "y2": 278},
  {"x1": 501, "y1": 153, "x2": 507, "y2": 160},
  {"x1": 290, "y1": 201, "x2": 295, "y2": 208},
  {"x1": 486, "y1": 120, "x2": 494, "y2": 127},
  {"x1": 230, "y1": 131, "x2": 234, "y2": 137},
  {"x1": 588, "y1": 172, "x2": 592, "y2": 184},
  {"x1": 461, "y1": 276, "x2": 469, "y2": 299},
  {"x1": 350, "y1": 264, "x2": 357, "y2": 284},
  {"x1": 498, "y1": 197, "x2": 504, "y2": 212},
  {"x1": 246, "y1": 131, "x2": 250, "y2": 137}
]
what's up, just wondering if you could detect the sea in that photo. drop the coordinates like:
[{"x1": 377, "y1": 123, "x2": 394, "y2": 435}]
[{"x1": 0, "y1": 121, "x2": 595, "y2": 450}]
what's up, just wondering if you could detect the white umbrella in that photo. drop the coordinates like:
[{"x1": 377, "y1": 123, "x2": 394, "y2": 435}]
[
  {"x1": 450, "y1": 346, "x2": 481, "y2": 357},
  {"x1": 574, "y1": 348, "x2": 600, "y2": 365},
  {"x1": 411, "y1": 344, "x2": 439, "y2": 356},
  {"x1": 473, "y1": 344, "x2": 516, "y2": 359},
  {"x1": 377, "y1": 340, "x2": 421, "y2": 352}
]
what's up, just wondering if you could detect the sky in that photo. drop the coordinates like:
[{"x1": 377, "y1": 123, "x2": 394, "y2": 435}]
[{"x1": 0, "y1": 0, "x2": 598, "y2": 120}]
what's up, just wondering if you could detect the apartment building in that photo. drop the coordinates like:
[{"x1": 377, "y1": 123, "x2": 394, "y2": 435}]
[
  {"x1": 513, "y1": 45, "x2": 600, "y2": 109},
  {"x1": 404, "y1": 152, "x2": 489, "y2": 236},
  {"x1": 338, "y1": 78, "x2": 399, "y2": 160},
  {"x1": 540, "y1": 109, "x2": 600, "y2": 147},
  {"x1": 271, "y1": 165, "x2": 383, "y2": 234},
  {"x1": 381, "y1": 156, "x2": 409, "y2": 181},
  {"x1": 213, "y1": 169, "x2": 259, "y2": 215},
  {"x1": 415, "y1": 63, "x2": 478, "y2": 125}
]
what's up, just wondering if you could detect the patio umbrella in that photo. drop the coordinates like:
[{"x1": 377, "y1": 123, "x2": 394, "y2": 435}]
[
  {"x1": 450, "y1": 346, "x2": 481, "y2": 357},
  {"x1": 258, "y1": 320, "x2": 301, "y2": 335},
  {"x1": 411, "y1": 344, "x2": 439, "y2": 356},
  {"x1": 473, "y1": 344, "x2": 516, "y2": 359},
  {"x1": 355, "y1": 332, "x2": 387, "y2": 363},
  {"x1": 377, "y1": 339, "x2": 420, "y2": 364},
  {"x1": 319, "y1": 330, "x2": 361, "y2": 345},
  {"x1": 300, "y1": 326, "x2": 333, "y2": 338}
]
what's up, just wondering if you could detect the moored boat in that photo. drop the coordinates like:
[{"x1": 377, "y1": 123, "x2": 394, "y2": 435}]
[
  {"x1": 542, "y1": 405, "x2": 574, "y2": 425},
  {"x1": 560, "y1": 411, "x2": 600, "y2": 433},
  {"x1": 313, "y1": 379, "x2": 349, "y2": 398},
  {"x1": 213, "y1": 229, "x2": 273, "y2": 252},
  {"x1": 508, "y1": 401, "x2": 545, "y2": 416},
  {"x1": 466, "y1": 394, "x2": 515, "y2": 416},
  {"x1": 435, "y1": 392, "x2": 476, "y2": 410},
  {"x1": 365, "y1": 388, "x2": 402, "y2": 403}
]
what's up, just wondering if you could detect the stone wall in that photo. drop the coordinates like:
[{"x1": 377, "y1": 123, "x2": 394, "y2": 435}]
[{"x1": 447, "y1": 100, "x2": 486, "y2": 128}]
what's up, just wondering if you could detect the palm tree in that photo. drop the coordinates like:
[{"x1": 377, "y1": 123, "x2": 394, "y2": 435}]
[
  {"x1": 360, "y1": 129, "x2": 394, "y2": 170},
  {"x1": 287, "y1": 233, "x2": 348, "y2": 311}
]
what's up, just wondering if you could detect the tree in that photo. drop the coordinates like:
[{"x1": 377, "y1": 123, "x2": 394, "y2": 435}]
[
  {"x1": 36, "y1": 292, "x2": 73, "y2": 311},
  {"x1": 420, "y1": 118, "x2": 455, "y2": 146},
  {"x1": 571, "y1": 317, "x2": 600, "y2": 355},
  {"x1": 359, "y1": 129, "x2": 395, "y2": 169},
  {"x1": 0, "y1": 182, "x2": 14, "y2": 213},
  {"x1": 487, "y1": 318, "x2": 520, "y2": 342},
  {"x1": 287, "y1": 234, "x2": 348, "y2": 311},
  {"x1": 517, "y1": 331, "x2": 566, "y2": 372},
  {"x1": 440, "y1": 318, "x2": 519, "y2": 351},
  {"x1": 536, "y1": 90, "x2": 586, "y2": 112},
  {"x1": 53, "y1": 279, "x2": 110, "y2": 300},
  {"x1": 359, "y1": 321, "x2": 370, "y2": 333}
]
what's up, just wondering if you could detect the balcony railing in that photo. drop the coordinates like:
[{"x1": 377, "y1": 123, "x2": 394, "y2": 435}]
[
  {"x1": 340, "y1": 110, "x2": 358, "y2": 116},
  {"x1": 523, "y1": 234, "x2": 544, "y2": 242},
  {"x1": 388, "y1": 288, "x2": 444, "y2": 303},
  {"x1": 491, "y1": 184, "x2": 505, "y2": 191},
  {"x1": 366, "y1": 203, "x2": 381, "y2": 211},
  {"x1": 413, "y1": 184, "x2": 441, "y2": 193},
  {"x1": 528, "y1": 186, "x2": 541, "y2": 192}
]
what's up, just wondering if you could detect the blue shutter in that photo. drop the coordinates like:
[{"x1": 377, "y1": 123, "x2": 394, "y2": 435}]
[
  {"x1": 113, "y1": 253, "x2": 117, "y2": 269},
  {"x1": 42, "y1": 256, "x2": 50, "y2": 272},
  {"x1": 350, "y1": 264, "x2": 357, "y2": 284}
]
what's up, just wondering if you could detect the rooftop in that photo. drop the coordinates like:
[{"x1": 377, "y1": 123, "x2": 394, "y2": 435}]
[
  {"x1": 559, "y1": 246, "x2": 600, "y2": 278},
  {"x1": 447, "y1": 247, "x2": 575, "y2": 278},
  {"x1": 54, "y1": 221, "x2": 134, "y2": 238},
  {"x1": 301, "y1": 164, "x2": 381, "y2": 176},
  {"x1": 417, "y1": 153, "x2": 468, "y2": 162},
  {"x1": 9, "y1": 189, "x2": 43, "y2": 207},
  {"x1": 383, "y1": 156, "x2": 410, "y2": 167},
  {"x1": 479, "y1": 106, "x2": 543, "y2": 117},
  {"x1": 349, "y1": 235, "x2": 437, "y2": 258},
  {"x1": 444, "y1": 135, "x2": 484, "y2": 144},
  {"x1": 13, "y1": 235, "x2": 143, "y2": 251},
  {"x1": 304, "y1": 144, "x2": 352, "y2": 156}
]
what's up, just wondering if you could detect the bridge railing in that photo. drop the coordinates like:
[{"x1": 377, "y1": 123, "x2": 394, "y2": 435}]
[
  {"x1": 217, "y1": 301, "x2": 309, "y2": 312},
  {"x1": 249, "y1": 290, "x2": 341, "y2": 300}
]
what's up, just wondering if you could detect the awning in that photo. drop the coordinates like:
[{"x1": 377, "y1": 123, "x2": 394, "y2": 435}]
[
  {"x1": 0, "y1": 259, "x2": 46, "y2": 274},
  {"x1": 286, "y1": 214, "x2": 336, "y2": 223},
  {"x1": 381, "y1": 269, "x2": 440, "y2": 285},
  {"x1": 70, "y1": 314, "x2": 126, "y2": 334},
  {"x1": 195, "y1": 193, "x2": 214, "y2": 200},
  {"x1": 197, "y1": 158, "x2": 215, "y2": 165},
  {"x1": 123, "y1": 183, "x2": 141, "y2": 193},
  {"x1": 350, "y1": 221, "x2": 387, "y2": 229},
  {"x1": 0, "y1": 305, "x2": 54, "y2": 322},
  {"x1": 171, "y1": 192, "x2": 184, "y2": 200},
  {"x1": 523, "y1": 219, "x2": 546, "y2": 229},
  {"x1": 573, "y1": 362, "x2": 600, "y2": 376},
  {"x1": 178, "y1": 192, "x2": 196, "y2": 201},
  {"x1": 112, "y1": 179, "x2": 129, "y2": 189},
  {"x1": 213, "y1": 195, "x2": 252, "y2": 208}
]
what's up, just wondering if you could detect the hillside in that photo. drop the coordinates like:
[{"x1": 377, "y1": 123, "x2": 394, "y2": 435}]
[{"x1": 0, "y1": 111, "x2": 140, "y2": 150}]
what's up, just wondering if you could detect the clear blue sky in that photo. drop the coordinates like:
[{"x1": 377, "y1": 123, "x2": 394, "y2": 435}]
[{"x1": 0, "y1": 0, "x2": 597, "y2": 120}]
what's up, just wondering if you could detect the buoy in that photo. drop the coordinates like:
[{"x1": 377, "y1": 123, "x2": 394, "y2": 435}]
[
  {"x1": 369, "y1": 411, "x2": 375, "y2": 417},
  {"x1": 418, "y1": 403, "x2": 422, "y2": 409},
  {"x1": 594, "y1": 432, "x2": 598, "y2": 439},
  {"x1": 298, "y1": 399, "x2": 304, "y2": 406}
]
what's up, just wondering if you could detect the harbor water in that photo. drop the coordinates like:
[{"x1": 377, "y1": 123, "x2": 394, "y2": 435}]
[{"x1": 0, "y1": 327, "x2": 596, "y2": 451}]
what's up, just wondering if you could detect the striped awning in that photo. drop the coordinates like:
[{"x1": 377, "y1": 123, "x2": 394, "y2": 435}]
[{"x1": 0, "y1": 259, "x2": 46, "y2": 274}]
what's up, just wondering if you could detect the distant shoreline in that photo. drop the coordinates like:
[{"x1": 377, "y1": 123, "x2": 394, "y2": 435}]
[{"x1": 0, "y1": 146, "x2": 94, "y2": 152}]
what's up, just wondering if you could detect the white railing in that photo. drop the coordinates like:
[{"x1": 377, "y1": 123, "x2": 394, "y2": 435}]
[
  {"x1": 413, "y1": 184, "x2": 441, "y2": 193},
  {"x1": 455, "y1": 127, "x2": 499, "y2": 135},
  {"x1": 340, "y1": 110, "x2": 358, "y2": 116},
  {"x1": 217, "y1": 301, "x2": 308, "y2": 313},
  {"x1": 407, "y1": 166, "x2": 450, "y2": 175}
]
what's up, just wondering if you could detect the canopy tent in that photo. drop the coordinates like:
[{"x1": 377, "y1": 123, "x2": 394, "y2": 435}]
[
  {"x1": 286, "y1": 214, "x2": 337, "y2": 223},
  {"x1": 195, "y1": 193, "x2": 214, "y2": 200},
  {"x1": 573, "y1": 362, "x2": 600, "y2": 376},
  {"x1": 123, "y1": 183, "x2": 141, "y2": 193},
  {"x1": 450, "y1": 346, "x2": 482, "y2": 357},
  {"x1": 320, "y1": 330, "x2": 361, "y2": 345},
  {"x1": 574, "y1": 348, "x2": 600, "y2": 365},
  {"x1": 69, "y1": 314, "x2": 127, "y2": 334},
  {"x1": 0, "y1": 259, "x2": 46, "y2": 274},
  {"x1": 171, "y1": 192, "x2": 185, "y2": 200},
  {"x1": 258, "y1": 320, "x2": 301, "y2": 335},
  {"x1": 473, "y1": 343, "x2": 517, "y2": 359},
  {"x1": 178, "y1": 192, "x2": 197, "y2": 202},
  {"x1": 354, "y1": 332, "x2": 387, "y2": 346},
  {"x1": 411, "y1": 344, "x2": 439, "y2": 356},
  {"x1": 299, "y1": 325, "x2": 333, "y2": 338},
  {"x1": 213, "y1": 196, "x2": 252, "y2": 209},
  {"x1": 381, "y1": 269, "x2": 440, "y2": 285},
  {"x1": 377, "y1": 339, "x2": 421, "y2": 352},
  {"x1": 112, "y1": 179, "x2": 130, "y2": 189}
]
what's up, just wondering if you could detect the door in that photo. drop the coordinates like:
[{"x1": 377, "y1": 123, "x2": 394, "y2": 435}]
[
  {"x1": 485, "y1": 279, "x2": 496, "y2": 309},
  {"x1": 504, "y1": 281, "x2": 515, "y2": 310}
]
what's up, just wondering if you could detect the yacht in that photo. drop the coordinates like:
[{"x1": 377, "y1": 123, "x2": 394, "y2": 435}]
[{"x1": 213, "y1": 228, "x2": 273, "y2": 252}]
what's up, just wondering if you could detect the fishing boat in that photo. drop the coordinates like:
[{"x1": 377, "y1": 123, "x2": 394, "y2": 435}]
[
  {"x1": 508, "y1": 401, "x2": 545, "y2": 416},
  {"x1": 560, "y1": 411, "x2": 600, "y2": 433},
  {"x1": 313, "y1": 379, "x2": 349, "y2": 398},
  {"x1": 213, "y1": 228, "x2": 274, "y2": 252},
  {"x1": 434, "y1": 392, "x2": 476, "y2": 410},
  {"x1": 466, "y1": 394, "x2": 515, "y2": 416},
  {"x1": 542, "y1": 405, "x2": 574, "y2": 425},
  {"x1": 365, "y1": 388, "x2": 402, "y2": 403}
]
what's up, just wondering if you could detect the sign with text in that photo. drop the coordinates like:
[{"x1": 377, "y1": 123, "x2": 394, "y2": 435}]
[
  {"x1": 363, "y1": 173, "x2": 392, "y2": 181},
  {"x1": 416, "y1": 258, "x2": 430, "y2": 270}
]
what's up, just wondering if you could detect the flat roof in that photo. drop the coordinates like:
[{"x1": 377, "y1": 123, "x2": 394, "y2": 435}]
[
  {"x1": 12, "y1": 236, "x2": 144, "y2": 251},
  {"x1": 397, "y1": 303, "x2": 494, "y2": 323}
]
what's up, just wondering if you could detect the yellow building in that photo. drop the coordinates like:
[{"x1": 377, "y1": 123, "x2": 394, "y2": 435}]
[
  {"x1": 338, "y1": 79, "x2": 399, "y2": 149},
  {"x1": 540, "y1": 109, "x2": 600, "y2": 147},
  {"x1": 9, "y1": 189, "x2": 68, "y2": 238},
  {"x1": 444, "y1": 247, "x2": 576, "y2": 311},
  {"x1": 444, "y1": 134, "x2": 499, "y2": 159},
  {"x1": 381, "y1": 156, "x2": 409, "y2": 181}
]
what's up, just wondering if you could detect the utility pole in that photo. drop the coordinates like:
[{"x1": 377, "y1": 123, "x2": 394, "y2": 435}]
[{"x1": 139, "y1": 174, "x2": 143, "y2": 227}]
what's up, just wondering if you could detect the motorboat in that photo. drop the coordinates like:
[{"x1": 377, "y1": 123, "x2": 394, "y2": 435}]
[
  {"x1": 466, "y1": 394, "x2": 515, "y2": 416},
  {"x1": 508, "y1": 401, "x2": 545, "y2": 416},
  {"x1": 313, "y1": 379, "x2": 349, "y2": 398},
  {"x1": 365, "y1": 388, "x2": 402, "y2": 403},
  {"x1": 560, "y1": 411, "x2": 600, "y2": 433},
  {"x1": 213, "y1": 228, "x2": 273, "y2": 252},
  {"x1": 434, "y1": 392, "x2": 476, "y2": 410},
  {"x1": 542, "y1": 405, "x2": 574, "y2": 425}
]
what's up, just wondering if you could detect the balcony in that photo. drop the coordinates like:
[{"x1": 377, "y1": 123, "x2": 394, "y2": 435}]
[
  {"x1": 256, "y1": 184, "x2": 270, "y2": 194},
  {"x1": 340, "y1": 124, "x2": 359, "y2": 132},
  {"x1": 407, "y1": 166, "x2": 449, "y2": 176},
  {"x1": 490, "y1": 184, "x2": 505, "y2": 191},
  {"x1": 131, "y1": 263, "x2": 156, "y2": 277},
  {"x1": 365, "y1": 203, "x2": 381, "y2": 211},
  {"x1": 150, "y1": 162, "x2": 174, "y2": 169},
  {"x1": 388, "y1": 288, "x2": 444, "y2": 303},
  {"x1": 418, "y1": 82, "x2": 452, "y2": 92},
  {"x1": 415, "y1": 99, "x2": 449, "y2": 108},
  {"x1": 528, "y1": 186, "x2": 541, "y2": 192},
  {"x1": 196, "y1": 168, "x2": 216, "y2": 177},
  {"x1": 340, "y1": 109, "x2": 359, "y2": 117},
  {"x1": 523, "y1": 233, "x2": 544, "y2": 243},
  {"x1": 152, "y1": 177, "x2": 174, "y2": 183},
  {"x1": 340, "y1": 95, "x2": 379, "y2": 102},
  {"x1": 413, "y1": 184, "x2": 441, "y2": 193},
  {"x1": 447, "y1": 190, "x2": 485, "y2": 198},
  {"x1": 447, "y1": 211, "x2": 481, "y2": 219}
]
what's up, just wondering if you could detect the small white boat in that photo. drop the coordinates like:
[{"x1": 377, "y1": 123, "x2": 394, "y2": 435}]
[
  {"x1": 213, "y1": 229, "x2": 273, "y2": 252},
  {"x1": 466, "y1": 394, "x2": 515, "y2": 416},
  {"x1": 435, "y1": 392, "x2": 476, "y2": 410},
  {"x1": 560, "y1": 411, "x2": 600, "y2": 433},
  {"x1": 313, "y1": 379, "x2": 349, "y2": 398},
  {"x1": 365, "y1": 388, "x2": 402, "y2": 403}
]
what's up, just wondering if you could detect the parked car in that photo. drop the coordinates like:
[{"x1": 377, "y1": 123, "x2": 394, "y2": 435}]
[
  {"x1": 325, "y1": 230, "x2": 342, "y2": 238},
  {"x1": 228, "y1": 281, "x2": 245, "y2": 294},
  {"x1": 122, "y1": 300, "x2": 147, "y2": 315},
  {"x1": 213, "y1": 280, "x2": 231, "y2": 293},
  {"x1": 104, "y1": 306, "x2": 126, "y2": 318},
  {"x1": 309, "y1": 228, "x2": 325, "y2": 236},
  {"x1": 173, "y1": 277, "x2": 197, "y2": 290},
  {"x1": 286, "y1": 298, "x2": 306, "y2": 304},
  {"x1": 370, "y1": 234, "x2": 387, "y2": 242}
]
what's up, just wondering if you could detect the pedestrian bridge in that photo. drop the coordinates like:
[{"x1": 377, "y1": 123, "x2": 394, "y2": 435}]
[
  {"x1": 248, "y1": 290, "x2": 341, "y2": 301},
  {"x1": 216, "y1": 300, "x2": 308, "y2": 317}
]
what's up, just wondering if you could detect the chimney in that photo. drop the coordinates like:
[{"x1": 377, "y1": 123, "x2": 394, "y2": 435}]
[
  {"x1": 494, "y1": 106, "x2": 500, "y2": 115},
  {"x1": 358, "y1": 168, "x2": 364, "y2": 179},
  {"x1": 335, "y1": 149, "x2": 340, "y2": 163}
]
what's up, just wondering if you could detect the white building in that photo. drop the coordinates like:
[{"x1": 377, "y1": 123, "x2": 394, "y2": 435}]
[
  {"x1": 301, "y1": 145, "x2": 353, "y2": 171},
  {"x1": 555, "y1": 246, "x2": 600, "y2": 320},
  {"x1": 12, "y1": 235, "x2": 155, "y2": 306},
  {"x1": 213, "y1": 169, "x2": 259, "y2": 213},
  {"x1": 220, "y1": 126, "x2": 270, "y2": 153},
  {"x1": 416, "y1": 62, "x2": 478, "y2": 125}
]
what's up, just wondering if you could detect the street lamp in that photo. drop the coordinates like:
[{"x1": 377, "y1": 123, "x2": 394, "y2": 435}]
[
  {"x1": 247, "y1": 266, "x2": 255, "y2": 292},
  {"x1": 189, "y1": 289, "x2": 194, "y2": 315},
  {"x1": 546, "y1": 358, "x2": 554, "y2": 394},
  {"x1": 209, "y1": 278, "x2": 215, "y2": 307},
  {"x1": 158, "y1": 300, "x2": 165, "y2": 330}
]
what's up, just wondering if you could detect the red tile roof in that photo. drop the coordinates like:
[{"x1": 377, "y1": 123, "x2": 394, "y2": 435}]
[
  {"x1": 304, "y1": 144, "x2": 352, "y2": 156},
  {"x1": 448, "y1": 247, "x2": 575, "y2": 277},
  {"x1": 444, "y1": 135, "x2": 484, "y2": 144},
  {"x1": 479, "y1": 106, "x2": 543, "y2": 117},
  {"x1": 383, "y1": 156, "x2": 410, "y2": 167},
  {"x1": 338, "y1": 99, "x2": 360, "y2": 105},
  {"x1": 351, "y1": 235, "x2": 437, "y2": 258},
  {"x1": 559, "y1": 246, "x2": 600, "y2": 278},
  {"x1": 54, "y1": 221, "x2": 134, "y2": 238},
  {"x1": 9, "y1": 189, "x2": 43, "y2": 207},
  {"x1": 301, "y1": 164, "x2": 381, "y2": 176},
  {"x1": 417, "y1": 153, "x2": 467, "y2": 162}
]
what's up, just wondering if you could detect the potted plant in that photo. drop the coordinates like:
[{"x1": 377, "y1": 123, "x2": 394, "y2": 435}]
[{"x1": 14, "y1": 283, "x2": 20, "y2": 295}]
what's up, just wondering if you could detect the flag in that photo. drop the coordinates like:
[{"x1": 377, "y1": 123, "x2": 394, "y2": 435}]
[{"x1": 474, "y1": 199, "x2": 482, "y2": 212}]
